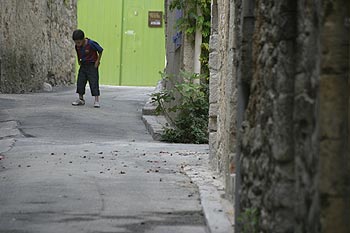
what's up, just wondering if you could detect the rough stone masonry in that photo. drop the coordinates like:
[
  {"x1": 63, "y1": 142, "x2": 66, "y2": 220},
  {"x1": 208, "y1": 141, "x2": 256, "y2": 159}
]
[
  {"x1": 0, "y1": 0, "x2": 77, "y2": 93},
  {"x1": 209, "y1": 0, "x2": 349, "y2": 232}
]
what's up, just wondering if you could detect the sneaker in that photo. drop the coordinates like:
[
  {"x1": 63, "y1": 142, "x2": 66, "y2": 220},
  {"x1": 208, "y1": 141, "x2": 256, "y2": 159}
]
[
  {"x1": 72, "y1": 99, "x2": 85, "y2": 106},
  {"x1": 94, "y1": 102, "x2": 100, "y2": 108}
]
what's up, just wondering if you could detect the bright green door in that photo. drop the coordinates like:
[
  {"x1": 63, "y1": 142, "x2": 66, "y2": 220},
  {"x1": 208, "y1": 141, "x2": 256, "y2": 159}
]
[
  {"x1": 77, "y1": 0, "x2": 123, "y2": 85},
  {"x1": 77, "y1": 0, "x2": 165, "y2": 86}
]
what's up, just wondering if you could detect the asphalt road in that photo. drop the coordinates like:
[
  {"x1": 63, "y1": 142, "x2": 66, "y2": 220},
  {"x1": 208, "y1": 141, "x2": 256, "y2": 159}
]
[{"x1": 0, "y1": 86, "x2": 209, "y2": 233}]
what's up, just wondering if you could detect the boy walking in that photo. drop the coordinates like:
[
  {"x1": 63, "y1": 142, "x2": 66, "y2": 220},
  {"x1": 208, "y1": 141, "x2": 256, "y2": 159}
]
[{"x1": 72, "y1": 29, "x2": 103, "y2": 108}]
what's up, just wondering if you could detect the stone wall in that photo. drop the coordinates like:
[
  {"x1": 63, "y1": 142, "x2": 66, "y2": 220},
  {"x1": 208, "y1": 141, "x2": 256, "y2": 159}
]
[
  {"x1": 209, "y1": 0, "x2": 349, "y2": 232},
  {"x1": 0, "y1": 0, "x2": 77, "y2": 93},
  {"x1": 208, "y1": 0, "x2": 237, "y2": 202}
]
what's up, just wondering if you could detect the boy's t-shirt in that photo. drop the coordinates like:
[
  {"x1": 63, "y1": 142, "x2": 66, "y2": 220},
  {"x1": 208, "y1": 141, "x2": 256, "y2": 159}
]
[{"x1": 75, "y1": 38, "x2": 103, "y2": 64}]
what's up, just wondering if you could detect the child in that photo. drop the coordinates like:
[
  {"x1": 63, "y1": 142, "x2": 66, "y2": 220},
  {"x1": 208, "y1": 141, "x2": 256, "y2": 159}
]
[{"x1": 72, "y1": 29, "x2": 103, "y2": 108}]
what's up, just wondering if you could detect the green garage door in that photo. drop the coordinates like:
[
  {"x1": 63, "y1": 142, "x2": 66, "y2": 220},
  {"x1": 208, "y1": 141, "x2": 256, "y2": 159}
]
[{"x1": 77, "y1": 0, "x2": 165, "y2": 86}]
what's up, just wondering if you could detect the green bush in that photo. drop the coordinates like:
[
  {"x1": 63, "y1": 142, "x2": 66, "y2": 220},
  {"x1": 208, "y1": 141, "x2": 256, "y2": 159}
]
[
  {"x1": 151, "y1": 71, "x2": 209, "y2": 144},
  {"x1": 238, "y1": 208, "x2": 260, "y2": 233}
]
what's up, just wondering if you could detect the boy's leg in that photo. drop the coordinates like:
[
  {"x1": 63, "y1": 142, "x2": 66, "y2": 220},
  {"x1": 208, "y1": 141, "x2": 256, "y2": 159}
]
[
  {"x1": 86, "y1": 65, "x2": 100, "y2": 107},
  {"x1": 76, "y1": 67, "x2": 88, "y2": 97},
  {"x1": 72, "y1": 67, "x2": 88, "y2": 106}
]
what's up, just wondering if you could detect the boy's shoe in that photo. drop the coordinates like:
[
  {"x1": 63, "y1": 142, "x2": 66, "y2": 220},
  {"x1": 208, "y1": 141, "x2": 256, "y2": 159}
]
[
  {"x1": 72, "y1": 99, "x2": 85, "y2": 106},
  {"x1": 94, "y1": 102, "x2": 100, "y2": 108}
]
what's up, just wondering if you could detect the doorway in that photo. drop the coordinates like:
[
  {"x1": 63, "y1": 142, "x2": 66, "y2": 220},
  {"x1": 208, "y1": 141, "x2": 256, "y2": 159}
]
[{"x1": 77, "y1": 0, "x2": 166, "y2": 86}]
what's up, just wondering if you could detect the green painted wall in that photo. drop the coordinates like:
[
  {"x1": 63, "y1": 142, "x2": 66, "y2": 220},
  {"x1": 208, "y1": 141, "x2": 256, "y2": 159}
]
[{"x1": 77, "y1": 0, "x2": 165, "y2": 86}]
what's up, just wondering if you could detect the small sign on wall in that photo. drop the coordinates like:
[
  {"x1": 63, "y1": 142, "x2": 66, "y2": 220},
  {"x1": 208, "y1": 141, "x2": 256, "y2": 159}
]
[{"x1": 148, "y1": 11, "x2": 163, "y2": 27}]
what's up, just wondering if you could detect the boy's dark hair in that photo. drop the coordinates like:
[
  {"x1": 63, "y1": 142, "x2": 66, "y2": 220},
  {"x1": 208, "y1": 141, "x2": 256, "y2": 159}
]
[{"x1": 72, "y1": 29, "x2": 85, "y2": 40}]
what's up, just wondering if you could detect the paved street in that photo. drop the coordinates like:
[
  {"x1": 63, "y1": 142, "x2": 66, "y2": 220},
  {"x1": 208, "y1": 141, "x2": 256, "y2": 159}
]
[{"x1": 0, "y1": 87, "x2": 209, "y2": 233}]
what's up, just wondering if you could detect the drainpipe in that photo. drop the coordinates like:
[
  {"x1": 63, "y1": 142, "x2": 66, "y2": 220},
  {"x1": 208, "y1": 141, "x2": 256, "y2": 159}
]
[{"x1": 193, "y1": 5, "x2": 202, "y2": 84}]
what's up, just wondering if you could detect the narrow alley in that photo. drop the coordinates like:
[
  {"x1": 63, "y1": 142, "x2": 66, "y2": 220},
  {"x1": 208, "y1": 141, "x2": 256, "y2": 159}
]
[
  {"x1": 1, "y1": 0, "x2": 349, "y2": 232},
  {"x1": 0, "y1": 87, "x2": 225, "y2": 233}
]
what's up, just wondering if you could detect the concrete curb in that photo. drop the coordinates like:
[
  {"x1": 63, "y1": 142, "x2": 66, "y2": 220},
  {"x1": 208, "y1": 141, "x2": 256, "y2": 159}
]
[
  {"x1": 141, "y1": 115, "x2": 168, "y2": 141},
  {"x1": 184, "y1": 163, "x2": 235, "y2": 233},
  {"x1": 141, "y1": 79, "x2": 171, "y2": 141}
]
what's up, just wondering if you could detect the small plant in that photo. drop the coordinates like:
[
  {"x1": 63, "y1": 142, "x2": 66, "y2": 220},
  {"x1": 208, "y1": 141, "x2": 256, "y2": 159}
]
[
  {"x1": 150, "y1": 71, "x2": 209, "y2": 144},
  {"x1": 237, "y1": 208, "x2": 260, "y2": 233},
  {"x1": 63, "y1": 0, "x2": 70, "y2": 7}
]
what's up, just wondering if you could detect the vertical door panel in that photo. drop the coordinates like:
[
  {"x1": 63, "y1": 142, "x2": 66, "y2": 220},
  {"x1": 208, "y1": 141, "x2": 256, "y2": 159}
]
[
  {"x1": 121, "y1": 0, "x2": 165, "y2": 86},
  {"x1": 77, "y1": 0, "x2": 122, "y2": 85}
]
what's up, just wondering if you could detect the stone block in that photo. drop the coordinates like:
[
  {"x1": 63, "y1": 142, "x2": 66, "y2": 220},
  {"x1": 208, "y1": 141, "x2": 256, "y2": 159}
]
[
  {"x1": 142, "y1": 115, "x2": 170, "y2": 141},
  {"x1": 209, "y1": 117, "x2": 218, "y2": 132},
  {"x1": 209, "y1": 74, "x2": 220, "y2": 104},
  {"x1": 209, "y1": 103, "x2": 219, "y2": 117},
  {"x1": 142, "y1": 101, "x2": 158, "y2": 116},
  {"x1": 42, "y1": 82, "x2": 53, "y2": 92},
  {"x1": 209, "y1": 51, "x2": 221, "y2": 71},
  {"x1": 209, "y1": 132, "x2": 218, "y2": 159},
  {"x1": 209, "y1": 34, "x2": 219, "y2": 52}
]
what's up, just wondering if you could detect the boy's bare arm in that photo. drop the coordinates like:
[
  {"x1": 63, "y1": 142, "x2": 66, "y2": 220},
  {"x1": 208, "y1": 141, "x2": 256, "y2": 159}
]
[
  {"x1": 95, "y1": 51, "x2": 103, "y2": 68},
  {"x1": 76, "y1": 51, "x2": 81, "y2": 65}
]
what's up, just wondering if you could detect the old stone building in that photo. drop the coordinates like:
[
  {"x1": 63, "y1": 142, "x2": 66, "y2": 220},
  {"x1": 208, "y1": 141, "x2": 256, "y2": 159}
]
[
  {"x1": 0, "y1": 0, "x2": 77, "y2": 93},
  {"x1": 209, "y1": 0, "x2": 349, "y2": 232}
]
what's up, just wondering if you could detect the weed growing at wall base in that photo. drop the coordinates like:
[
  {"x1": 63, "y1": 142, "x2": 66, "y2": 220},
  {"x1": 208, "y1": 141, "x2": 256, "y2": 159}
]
[
  {"x1": 237, "y1": 208, "x2": 259, "y2": 233},
  {"x1": 151, "y1": 71, "x2": 209, "y2": 144}
]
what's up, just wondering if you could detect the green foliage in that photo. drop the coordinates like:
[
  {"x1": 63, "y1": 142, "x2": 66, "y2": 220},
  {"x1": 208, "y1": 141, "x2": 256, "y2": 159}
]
[
  {"x1": 150, "y1": 71, "x2": 209, "y2": 144},
  {"x1": 169, "y1": 0, "x2": 211, "y2": 77},
  {"x1": 169, "y1": 0, "x2": 211, "y2": 38},
  {"x1": 63, "y1": 0, "x2": 70, "y2": 7},
  {"x1": 237, "y1": 208, "x2": 260, "y2": 233}
]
